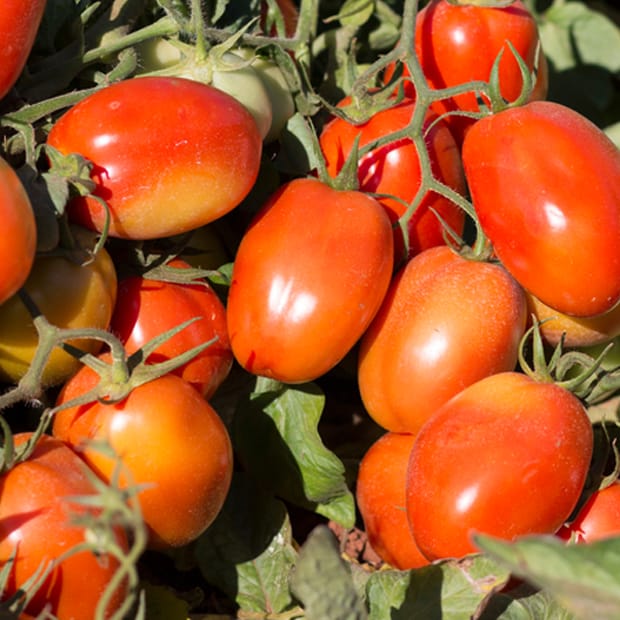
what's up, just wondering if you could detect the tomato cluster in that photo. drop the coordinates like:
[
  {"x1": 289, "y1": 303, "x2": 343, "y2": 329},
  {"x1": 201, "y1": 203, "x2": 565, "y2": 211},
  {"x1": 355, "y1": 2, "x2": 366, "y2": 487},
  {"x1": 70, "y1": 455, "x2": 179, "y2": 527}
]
[{"x1": 0, "y1": 0, "x2": 618, "y2": 616}]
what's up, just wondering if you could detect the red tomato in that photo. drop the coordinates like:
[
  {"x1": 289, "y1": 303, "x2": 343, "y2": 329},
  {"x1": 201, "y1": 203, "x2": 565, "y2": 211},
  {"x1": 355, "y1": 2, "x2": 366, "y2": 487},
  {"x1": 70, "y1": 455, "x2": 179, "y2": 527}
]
[
  {"x1": 110, "y1": 259, "x2": 232, "y2": 399},
  {"x1": 356, "y1": 432, "x2": 429, "y2": 570},
  {"x1": 358, "y1": 246, "x2": 527, "y2": 434},
  {"x1": 0, "y1": 156, "x2": 36, "y2": 305},
  {"x1": 558, "y1": 481, "x2": 620, "y2": 543},
  {"x1": 462, "y1": 101, "x2": 620, "y2": 318},
  {"x1": 406, "y1": 372, "x2": 593, "y2": 561},
  {"x1": 319, "y1": 98, "x2": 466, "y2": 263},
  {"x1": 260, "y1": 0, "x2": 298, "y2": 37},
  {"x1": 54, "y1": 369, "x2": 233, "y2": 549},
  {"x1": 386, "y1": 0, "x2": 546, "y2": 145},
  {"x1": 0, "y1": 433, "x2": 127, "y2": 619},
  {"x1": 0, "y1": 1, "x2": 47, "y2": 100},
  {"x1": 46, "y1": 76, "x2": 262, "y2": 240},
  {"x1": 226, "y1": 177, "x2": 394, "y2": 383}
]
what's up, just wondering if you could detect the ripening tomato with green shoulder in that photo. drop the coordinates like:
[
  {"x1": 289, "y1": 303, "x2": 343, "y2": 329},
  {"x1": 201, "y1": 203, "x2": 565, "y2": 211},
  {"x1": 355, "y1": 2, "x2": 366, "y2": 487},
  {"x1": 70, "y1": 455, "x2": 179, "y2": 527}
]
[
  {"x1": 53, "y1": 367, "x2": 233, "y2": 549},
  {"x1": 110, "y1": 258, "x2": 232, "y2": 399},
  {"x1": 406, "y1": 372, "x2": 593, "y2": 561},
  {"x1": 0, "y1": 433, "x2": 128, "y2": 619},
  {"x1": 319, "y1": 97, "x2": 466, "y2": 263},
  {"x1": 0, "y1": 156, "x2": 37, "y2": 306},
  {"x1": 356, "y1": 431, "x2": 429, "y2": 570},
  {"x1": 526, "y1": 292, "x2": 620, "y2": 348},
  {"x1": 0, "y1": 227, "x2": 117, "y2": 387},
  {"x1": 46, "y1": 76, "x2": 262, "y2": 240},
  {"x1": 0, "y1": 1, "x2": 47, "y2": 100},
  {"x1": 462, "y1": 100, "x2": 620, "y2": 318},
  {"x1": 384, "y1": 0, "x2": 547, "y2": 145},
  {"x1": 227, "y1": 177, "x2": 394, "y2": 383},
  {"x1": 557, "y1": 481, "x2": 620, "y2": 544},
  {"x1": 358, "y1": 245, "x2": 527, "y2": 434}
]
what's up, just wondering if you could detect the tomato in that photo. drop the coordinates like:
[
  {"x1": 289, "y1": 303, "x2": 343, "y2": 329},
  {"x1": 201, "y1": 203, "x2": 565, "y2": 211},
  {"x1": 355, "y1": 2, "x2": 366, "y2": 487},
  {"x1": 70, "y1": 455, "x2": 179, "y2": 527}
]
[
  {"x1": 0, "y1": 156, "x2": 37, "y2": 306},
  {"x1": 109, "y1": 259, "x2": 232, "y2": 399},
  {"x1": 46, "y1": 76, "x2": 262, "y2": 240},
  {"x1": 358, "y1": 246, "x2": 527, "y2": 434},
  {"x1": 558, "y1": 481, "x2": 620, "y2": 543},
  {"x1": 526, "y1": 292, "x2": 620, "y2": 348},
  {"x1": 385, "y1": 0, "x2": 547, "y2": 145},
  {"x1": 406, "y1": 372, "x2": 593, "y2": 561},
  {"x1": 226, "y1": 177, "x2": 393, "y2": 383},
  {"x1": 0, "y1": 228, "x2": 117, "y2": 387},
  {"x1": 356, "y1": 432, "x2": 429, "y2": 570},
  {"x1": 319, "y1": 98, "x2": 466, "y2": 263},
  {"x1": 0, "y1": 1, "x2": 47, "y2": 100},
  {"x1": 462, "y1": 100, "x2": 620, "y2": 318},
  {"x1": 260, "y1": 0, "x2": 298, "y2": 37},
  {"x1": 0, "y1": 433, "x2": 127, "y2": 619},
  {"x1": 54, "y1": 369, "x2": 233, "y2": 549}
]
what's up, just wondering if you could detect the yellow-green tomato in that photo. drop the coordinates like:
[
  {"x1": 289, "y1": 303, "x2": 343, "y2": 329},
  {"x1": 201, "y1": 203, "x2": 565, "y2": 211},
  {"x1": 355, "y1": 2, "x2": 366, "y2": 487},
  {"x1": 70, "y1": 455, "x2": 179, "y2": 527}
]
[{"x1": 0, "y1": 229, "x2": 117, "y2": 387}]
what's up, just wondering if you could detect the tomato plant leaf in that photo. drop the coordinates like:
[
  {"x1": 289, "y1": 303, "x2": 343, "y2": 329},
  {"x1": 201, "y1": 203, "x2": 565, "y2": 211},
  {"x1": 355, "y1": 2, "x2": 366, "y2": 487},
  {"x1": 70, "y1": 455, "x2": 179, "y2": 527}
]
[
  {"x1": 143, "y1": 582, "x2": 191, "y2": 620},
  {"x1": 365, "y1": 555, "x2": 511, "y2": 620},
  {"x1": 194, "y1": 473, "x2": 298, "y2": 616},
  {"x1": 233, "y1": 378, "x2": 356, "y2": 526},
  {"x1": 336, "y1": 0, "x2": 376, "y2": 28},
  {"x1": 290, "y1": 525, "x2": 368, "y2": 620},
  {"x1": 480, "y1": 586, "x2": 578, "y2": 620},
  {"x1": 475, "y1": 534, "x2": 620, "y2": 620}
]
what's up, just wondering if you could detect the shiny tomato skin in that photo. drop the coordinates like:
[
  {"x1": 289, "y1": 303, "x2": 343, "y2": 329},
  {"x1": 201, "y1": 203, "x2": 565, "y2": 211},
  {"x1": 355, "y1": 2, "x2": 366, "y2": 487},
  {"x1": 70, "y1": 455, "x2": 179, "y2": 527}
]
[
  {"x1": 319, "y1": 99, "x2": 466, "y2": 263},
  {"x1": 558, "y1": 482, "x2": 620, "y2": 543},
  {"x1": 110, "y1": 259, "x2": 232, "y2": 399},
  {"x1": 46, "y1": 76, "x2": 262, "y2": 240},
  {"x1": 356, "y1": 432, "x2": 429, "y2": 570},
  {"x1": 407, "y1": 372, "x2": 593, "y2": 561},
  {"x1": 358, "y1": 246, "x2": 527, "y2": 434},
  {"x1": 227, "y1": 177, "x2": 394, "y2": 383},
  {"x1": 0, "y1": 1, "x2": 47, "y2": 100},
  {"x1": 0, "y1": 433, "x2": 127, "y2": 619},
  {"x1": 54, "y1": 370, "x2": 233, "y2": 550},
  {"x1": 388, "y1": 0, "x2": 546, "y2": 145},
  {"x1": 462, "y1": 101, "x2": 620, "y2": 318},
  {"x1": 0, "y1": 156, "x2": 37, "y2": 305},
  {"x1": 0, "y1": 229, "x2": 117, "y2": 387}
]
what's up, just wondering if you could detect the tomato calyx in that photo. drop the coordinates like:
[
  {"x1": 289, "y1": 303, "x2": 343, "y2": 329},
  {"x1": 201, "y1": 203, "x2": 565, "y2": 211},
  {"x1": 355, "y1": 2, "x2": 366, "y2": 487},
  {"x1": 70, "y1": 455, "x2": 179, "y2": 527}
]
[{"x1": 518, "y1": 317, "x2": 620, "y2": 405}]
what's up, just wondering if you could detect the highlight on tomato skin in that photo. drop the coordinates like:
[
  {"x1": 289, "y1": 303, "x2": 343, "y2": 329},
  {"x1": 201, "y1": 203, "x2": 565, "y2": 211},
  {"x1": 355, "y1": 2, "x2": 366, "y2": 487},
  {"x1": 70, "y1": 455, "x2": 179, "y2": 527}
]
[
  {"x1": 319, "y1": 96, "x2": 467, "y2": 263},
  {"x1": 109, "y1": 258, "x2": 233, "y2": 399},
  {"x1": 53, "y1": 369, "x2": 234, "y2": 550},
  {"x1": 0, "y1": 433, "x2": 129, "y2": 620},
  {"x1": 557, "y1": 481, "x2": 620, "y2": 544},
  {"x1": 356, "y1": 431, "x2": 429, "y2": 570},
  {"x1": 358, "y1": 245, "x2": 528, "y2": 435},
  {"x1": 46, "y1": 76, "x2": 263, "y2": 240},
  {"x1": 406, "y1": 372, "x2": 594, "y2": 562},
  {"x1": 462, "y1": 99, "x2": 620, "y2": 319},
  {"x1": 384, "y1": 0, "x2": 547, "y2": 146},
  {"x1": 0, "y1": 155, "x2": 37, "y2": 307},
  {"x1": 226, "y1": 177, "x2": 394, "y2": 384}
]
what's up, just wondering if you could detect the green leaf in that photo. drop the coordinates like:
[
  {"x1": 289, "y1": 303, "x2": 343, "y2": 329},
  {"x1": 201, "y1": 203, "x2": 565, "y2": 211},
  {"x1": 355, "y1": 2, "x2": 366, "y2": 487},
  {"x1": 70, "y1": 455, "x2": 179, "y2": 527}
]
[
  {"x1": 337, "y1": 0, "x2": 376, "y2": 28},
  {"x1": 290, "y1": 525, "x2": 368, "y2": 620},
  {"x1": 366, "y1": 555, "x2": 511, "y2": 620},
  {"x1": 475, "y1": 534, "x2": 620, "y2": 620},
  {"x1": 480, "y1": 586, "x2": 578, "y2": 620},
  {"x1": 142, "y1": 582, "x2": 191, "y2": 620},
  {"x1": 541, "y1": 2, "x2": 620, "y2": 73},
  {"x1": 194, "y1": 473, "x2": 298, "y2": 615},
  {"x1": 233, "y1": 378, "x2": 356, "y2": 526}
]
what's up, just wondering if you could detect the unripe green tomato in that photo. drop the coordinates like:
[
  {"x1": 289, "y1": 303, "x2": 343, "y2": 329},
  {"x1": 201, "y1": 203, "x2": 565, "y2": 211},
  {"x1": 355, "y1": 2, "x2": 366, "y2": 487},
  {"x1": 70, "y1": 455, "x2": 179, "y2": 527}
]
[{"x1": 235, "y1": 47, "x2": 295, "y2": 143}]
